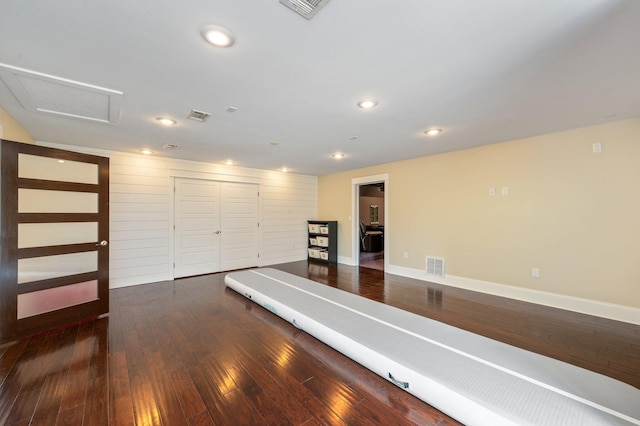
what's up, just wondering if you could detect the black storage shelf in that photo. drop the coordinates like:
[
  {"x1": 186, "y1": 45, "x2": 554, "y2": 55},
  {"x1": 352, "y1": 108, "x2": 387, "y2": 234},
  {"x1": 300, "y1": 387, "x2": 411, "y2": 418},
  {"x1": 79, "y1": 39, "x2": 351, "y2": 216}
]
[{"x1": 307, "y1": 220, "x2": 337, "y2": 263}]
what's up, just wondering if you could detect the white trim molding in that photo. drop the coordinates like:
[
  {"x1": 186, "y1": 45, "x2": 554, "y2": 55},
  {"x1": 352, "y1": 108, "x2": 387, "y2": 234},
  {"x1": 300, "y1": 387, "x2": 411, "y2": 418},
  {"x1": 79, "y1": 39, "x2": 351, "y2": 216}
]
[
  {"x1": 338, "y1": 255, "x2": 357, "y2": 266},
  {"x1": 385, "y1": 264, "x2": 640, "y2": 326}
]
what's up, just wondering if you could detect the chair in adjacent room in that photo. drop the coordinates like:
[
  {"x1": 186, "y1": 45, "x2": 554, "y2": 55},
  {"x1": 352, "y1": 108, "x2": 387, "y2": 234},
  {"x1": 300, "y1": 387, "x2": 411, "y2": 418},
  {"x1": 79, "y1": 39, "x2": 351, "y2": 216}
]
[{"x1": 360, "y1": 220, "x2": 383, "y2": 252}]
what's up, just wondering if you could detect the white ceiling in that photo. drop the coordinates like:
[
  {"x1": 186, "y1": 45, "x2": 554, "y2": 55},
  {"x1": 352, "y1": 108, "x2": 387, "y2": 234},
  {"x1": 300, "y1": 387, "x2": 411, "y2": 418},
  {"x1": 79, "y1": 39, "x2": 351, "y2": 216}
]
[{"x1": 1, "y1": 0, "x2": 639, "y2": 176}]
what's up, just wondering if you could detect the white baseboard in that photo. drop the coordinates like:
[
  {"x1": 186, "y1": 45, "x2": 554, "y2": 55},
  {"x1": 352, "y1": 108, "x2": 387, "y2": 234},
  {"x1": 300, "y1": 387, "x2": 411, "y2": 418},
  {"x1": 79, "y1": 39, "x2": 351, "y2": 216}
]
[
  {"x1": 383, "y1": 265, "x2": 640, "y2": 325},
  {"x1": 109, "y1": 273, "x2": 171, "y2": 289},
  {"x1": 339, "y1": 255, "x2": 357, "y2": 266}
]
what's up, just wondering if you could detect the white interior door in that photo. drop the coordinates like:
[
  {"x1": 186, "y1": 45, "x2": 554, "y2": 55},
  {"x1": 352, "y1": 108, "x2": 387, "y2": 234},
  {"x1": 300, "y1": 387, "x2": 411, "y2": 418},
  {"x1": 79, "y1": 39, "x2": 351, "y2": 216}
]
[
  {"x1": 174, "y1": 179, "x2": 259, "y2": 278},
  {"x1": 174, "y1": 179, "x2": 221, "y2": 278},
  {"x1": 221, "y1": 182, "x2": 259, "y2": 271}
]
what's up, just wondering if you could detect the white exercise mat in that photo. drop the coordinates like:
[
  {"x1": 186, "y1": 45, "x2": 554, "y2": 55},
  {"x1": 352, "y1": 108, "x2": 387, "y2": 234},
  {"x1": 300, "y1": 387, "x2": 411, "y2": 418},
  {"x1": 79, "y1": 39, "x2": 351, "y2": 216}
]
[{"x1": 225, "y1": 268, "x2": 640, "y2": 425}]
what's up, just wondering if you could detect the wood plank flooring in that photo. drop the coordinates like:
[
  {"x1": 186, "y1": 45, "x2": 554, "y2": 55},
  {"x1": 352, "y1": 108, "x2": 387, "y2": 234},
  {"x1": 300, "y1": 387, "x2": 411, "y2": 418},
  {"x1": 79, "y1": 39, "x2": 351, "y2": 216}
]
[{"x1": 0, "y1": 260, "x2": 638, "y2": 425}]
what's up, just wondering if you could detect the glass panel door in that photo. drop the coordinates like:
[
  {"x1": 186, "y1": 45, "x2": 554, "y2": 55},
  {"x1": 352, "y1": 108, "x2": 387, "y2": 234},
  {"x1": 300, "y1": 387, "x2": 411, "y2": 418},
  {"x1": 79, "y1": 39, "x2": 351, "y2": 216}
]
[{"x1": 0, "y1": 140, "x2": 109, "y2": 343}]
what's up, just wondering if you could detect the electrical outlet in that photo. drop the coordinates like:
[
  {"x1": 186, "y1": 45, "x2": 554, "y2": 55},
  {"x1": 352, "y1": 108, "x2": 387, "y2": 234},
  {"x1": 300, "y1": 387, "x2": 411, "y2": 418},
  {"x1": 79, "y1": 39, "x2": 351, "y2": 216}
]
[
  {"x1": 531, "y1": 268, "x2": 540, "y2": 278},
  {"x1": 489, "y1": 187, "x2": 496, "y2": 196},
  {"x1": 592, "y1": 142, "x2": 602, "y2": 153},
  {"x1": 403, "y1": 251, "x2": 408, "y2": 259},
  {"x1": 501, "y1": 186, "x2": 509, "y2": 196}
]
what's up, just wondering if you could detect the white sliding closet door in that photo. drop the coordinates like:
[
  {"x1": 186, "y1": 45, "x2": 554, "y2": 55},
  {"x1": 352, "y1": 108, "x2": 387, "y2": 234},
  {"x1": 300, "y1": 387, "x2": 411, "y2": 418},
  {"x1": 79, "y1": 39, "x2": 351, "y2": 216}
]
[{"x1": 174, "y1": 178, "x2": 258, "y2": 278}]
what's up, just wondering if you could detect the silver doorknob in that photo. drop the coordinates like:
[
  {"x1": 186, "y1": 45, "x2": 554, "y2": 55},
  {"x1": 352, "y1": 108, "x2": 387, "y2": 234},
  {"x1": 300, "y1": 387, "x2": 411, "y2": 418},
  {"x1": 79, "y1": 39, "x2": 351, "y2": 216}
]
[
  {"x1": 214, "y1": 230, "x2": 221, "y2": 234},
  {"x1": 97, "y1": 240, "x2": 108, "y2": 246}
]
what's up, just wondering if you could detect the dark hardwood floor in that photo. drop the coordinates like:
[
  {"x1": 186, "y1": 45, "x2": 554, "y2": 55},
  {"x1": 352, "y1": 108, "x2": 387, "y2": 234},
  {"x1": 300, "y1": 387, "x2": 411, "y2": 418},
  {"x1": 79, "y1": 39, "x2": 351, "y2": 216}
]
[{"x1": 1, "y1": 260, "x2": 638, "y2": 425}]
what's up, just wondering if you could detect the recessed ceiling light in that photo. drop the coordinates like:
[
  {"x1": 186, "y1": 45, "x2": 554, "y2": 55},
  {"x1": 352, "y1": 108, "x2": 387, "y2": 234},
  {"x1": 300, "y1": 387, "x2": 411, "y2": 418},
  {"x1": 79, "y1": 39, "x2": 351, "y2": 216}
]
[
  {"x1": 332, "y1": 153, "x2": 345, "y2": 159},
  {"x1": 58, "y1": 160, "x2": 65, "y2": 164},
  {"x1": 141, "y1": 149, "x2": 153, "y2": 155},
  {"x1": 424, "y1": 128, "x2": 442, "y2": 136},
  {"x1": 357, "y1": 100, "x2": 378, "y2": 109},
  {"x1": 163, "y1": 143, "x2": 179, "y2": 149},
  {"x1": 270, "y1": 141, "x2": 279, "y2": 146},
  {"x1": 201, "y1": 25, "x2": 235, "y2": 48},
  {"x1": 224, "y1": 160, "x2": 235, "y2": 165},
  {"x1": 279, "y1": 167, "x2": 290, "y2": 173},
  {"x1": 156, "y1": 117, "x2": 177, "y2": 126}
]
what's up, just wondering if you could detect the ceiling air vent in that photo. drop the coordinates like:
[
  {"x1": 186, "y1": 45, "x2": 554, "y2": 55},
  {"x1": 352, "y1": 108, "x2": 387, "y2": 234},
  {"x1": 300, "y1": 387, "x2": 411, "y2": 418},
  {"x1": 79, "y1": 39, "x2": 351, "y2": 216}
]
[
  {"x1": 279, "y1": 0, "x2": 330, "y2": 20},
  {"x1": 187, "y1": 109, "x2": 210, "y2": 122}
]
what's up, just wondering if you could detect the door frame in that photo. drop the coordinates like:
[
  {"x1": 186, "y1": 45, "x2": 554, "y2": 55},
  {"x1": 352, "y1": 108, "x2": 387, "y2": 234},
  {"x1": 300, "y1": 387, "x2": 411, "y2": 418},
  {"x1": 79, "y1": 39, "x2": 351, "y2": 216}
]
[
  {"x1": 0, "y1": 140, "x2": 109, "y2": 343},
  {"x1": 351, "y1": 173, "x2": 388, "y2": 267}
]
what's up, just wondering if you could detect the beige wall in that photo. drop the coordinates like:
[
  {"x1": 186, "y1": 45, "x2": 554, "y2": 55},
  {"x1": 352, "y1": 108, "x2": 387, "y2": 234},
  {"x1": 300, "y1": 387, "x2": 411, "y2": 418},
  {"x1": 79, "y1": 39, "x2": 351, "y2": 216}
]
[
  {"x1": 319, "y1": 118, "x2": 640, "y2": 310},
  {"x1": 0, "y1": 106, "x2": 34, "y2": 144}
]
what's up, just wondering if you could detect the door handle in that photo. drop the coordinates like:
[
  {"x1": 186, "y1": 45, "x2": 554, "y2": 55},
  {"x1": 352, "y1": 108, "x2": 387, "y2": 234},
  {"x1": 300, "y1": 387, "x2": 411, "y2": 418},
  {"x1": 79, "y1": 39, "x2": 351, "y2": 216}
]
[
  {"x1": 96, "y1": 240, "x2": 108, "y2": 247},
  {"x1": 214, "y1": 230, "x2": 221, "y2": 234}
]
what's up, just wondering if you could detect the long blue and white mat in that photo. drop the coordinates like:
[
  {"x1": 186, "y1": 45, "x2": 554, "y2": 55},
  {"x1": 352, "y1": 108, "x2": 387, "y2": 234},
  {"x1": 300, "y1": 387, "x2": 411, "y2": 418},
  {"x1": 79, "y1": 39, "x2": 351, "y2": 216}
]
[{"x1": 225, "y1": 268, "x2": 640, "y2": 425}]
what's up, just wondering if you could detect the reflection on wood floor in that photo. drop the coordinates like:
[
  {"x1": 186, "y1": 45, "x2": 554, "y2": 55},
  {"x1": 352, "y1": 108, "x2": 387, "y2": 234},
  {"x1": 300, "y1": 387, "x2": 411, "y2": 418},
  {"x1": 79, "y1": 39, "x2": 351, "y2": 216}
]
[
  {"x1": 359, "y1": 250, "x2": 384, "y2": 271},
  {"x1": 1, "y1": 260, "x2": 638, "y2": 425}
]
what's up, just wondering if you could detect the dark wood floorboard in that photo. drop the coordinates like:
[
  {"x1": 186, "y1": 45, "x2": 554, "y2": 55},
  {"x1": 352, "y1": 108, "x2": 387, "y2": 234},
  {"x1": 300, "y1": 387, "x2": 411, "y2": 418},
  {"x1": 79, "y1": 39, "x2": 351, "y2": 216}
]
[{"x1": 0, "y1": 260, "x2": 638, "y2": 425}]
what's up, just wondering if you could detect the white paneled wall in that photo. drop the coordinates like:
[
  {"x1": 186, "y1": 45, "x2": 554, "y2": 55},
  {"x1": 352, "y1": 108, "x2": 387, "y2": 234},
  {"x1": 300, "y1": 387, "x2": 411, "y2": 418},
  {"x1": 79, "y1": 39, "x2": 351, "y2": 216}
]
[
  {"x1": 38, "y1": 142, "x2": 318, "y2": 288},
  {"x1": 260, "y1": 177, "x2": 318, "y2": 265},
  {"x1": 109, "y1": 155, "x2": 172, "y2": 287}
]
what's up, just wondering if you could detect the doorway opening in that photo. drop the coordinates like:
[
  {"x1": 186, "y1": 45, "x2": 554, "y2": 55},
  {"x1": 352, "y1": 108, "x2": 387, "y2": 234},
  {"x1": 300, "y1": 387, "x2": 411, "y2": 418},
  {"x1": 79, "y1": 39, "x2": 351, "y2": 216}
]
[
  {"x1": 358, "y1": 183, "x2": 385, "y2": 270},
  {"x1": 352, "y1": 173, "x2": 388, "y2": 271}
]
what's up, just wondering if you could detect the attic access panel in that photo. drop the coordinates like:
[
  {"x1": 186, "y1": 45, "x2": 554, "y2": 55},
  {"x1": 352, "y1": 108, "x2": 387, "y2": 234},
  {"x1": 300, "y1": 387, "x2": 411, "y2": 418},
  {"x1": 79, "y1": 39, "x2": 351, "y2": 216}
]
[{"x1": 0, "y1": 63, "x2": 122, "y2": 125}]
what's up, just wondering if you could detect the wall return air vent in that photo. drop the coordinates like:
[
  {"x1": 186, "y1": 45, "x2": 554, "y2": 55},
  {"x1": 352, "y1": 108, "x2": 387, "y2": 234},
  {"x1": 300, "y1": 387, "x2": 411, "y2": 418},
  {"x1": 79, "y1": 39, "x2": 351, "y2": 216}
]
[
  {"x1": 279, "y1": 0, "x2": 330, "y2": 19},
  {"x1": 426, "y1": 256, "x2": 445, "y2": 278}
]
